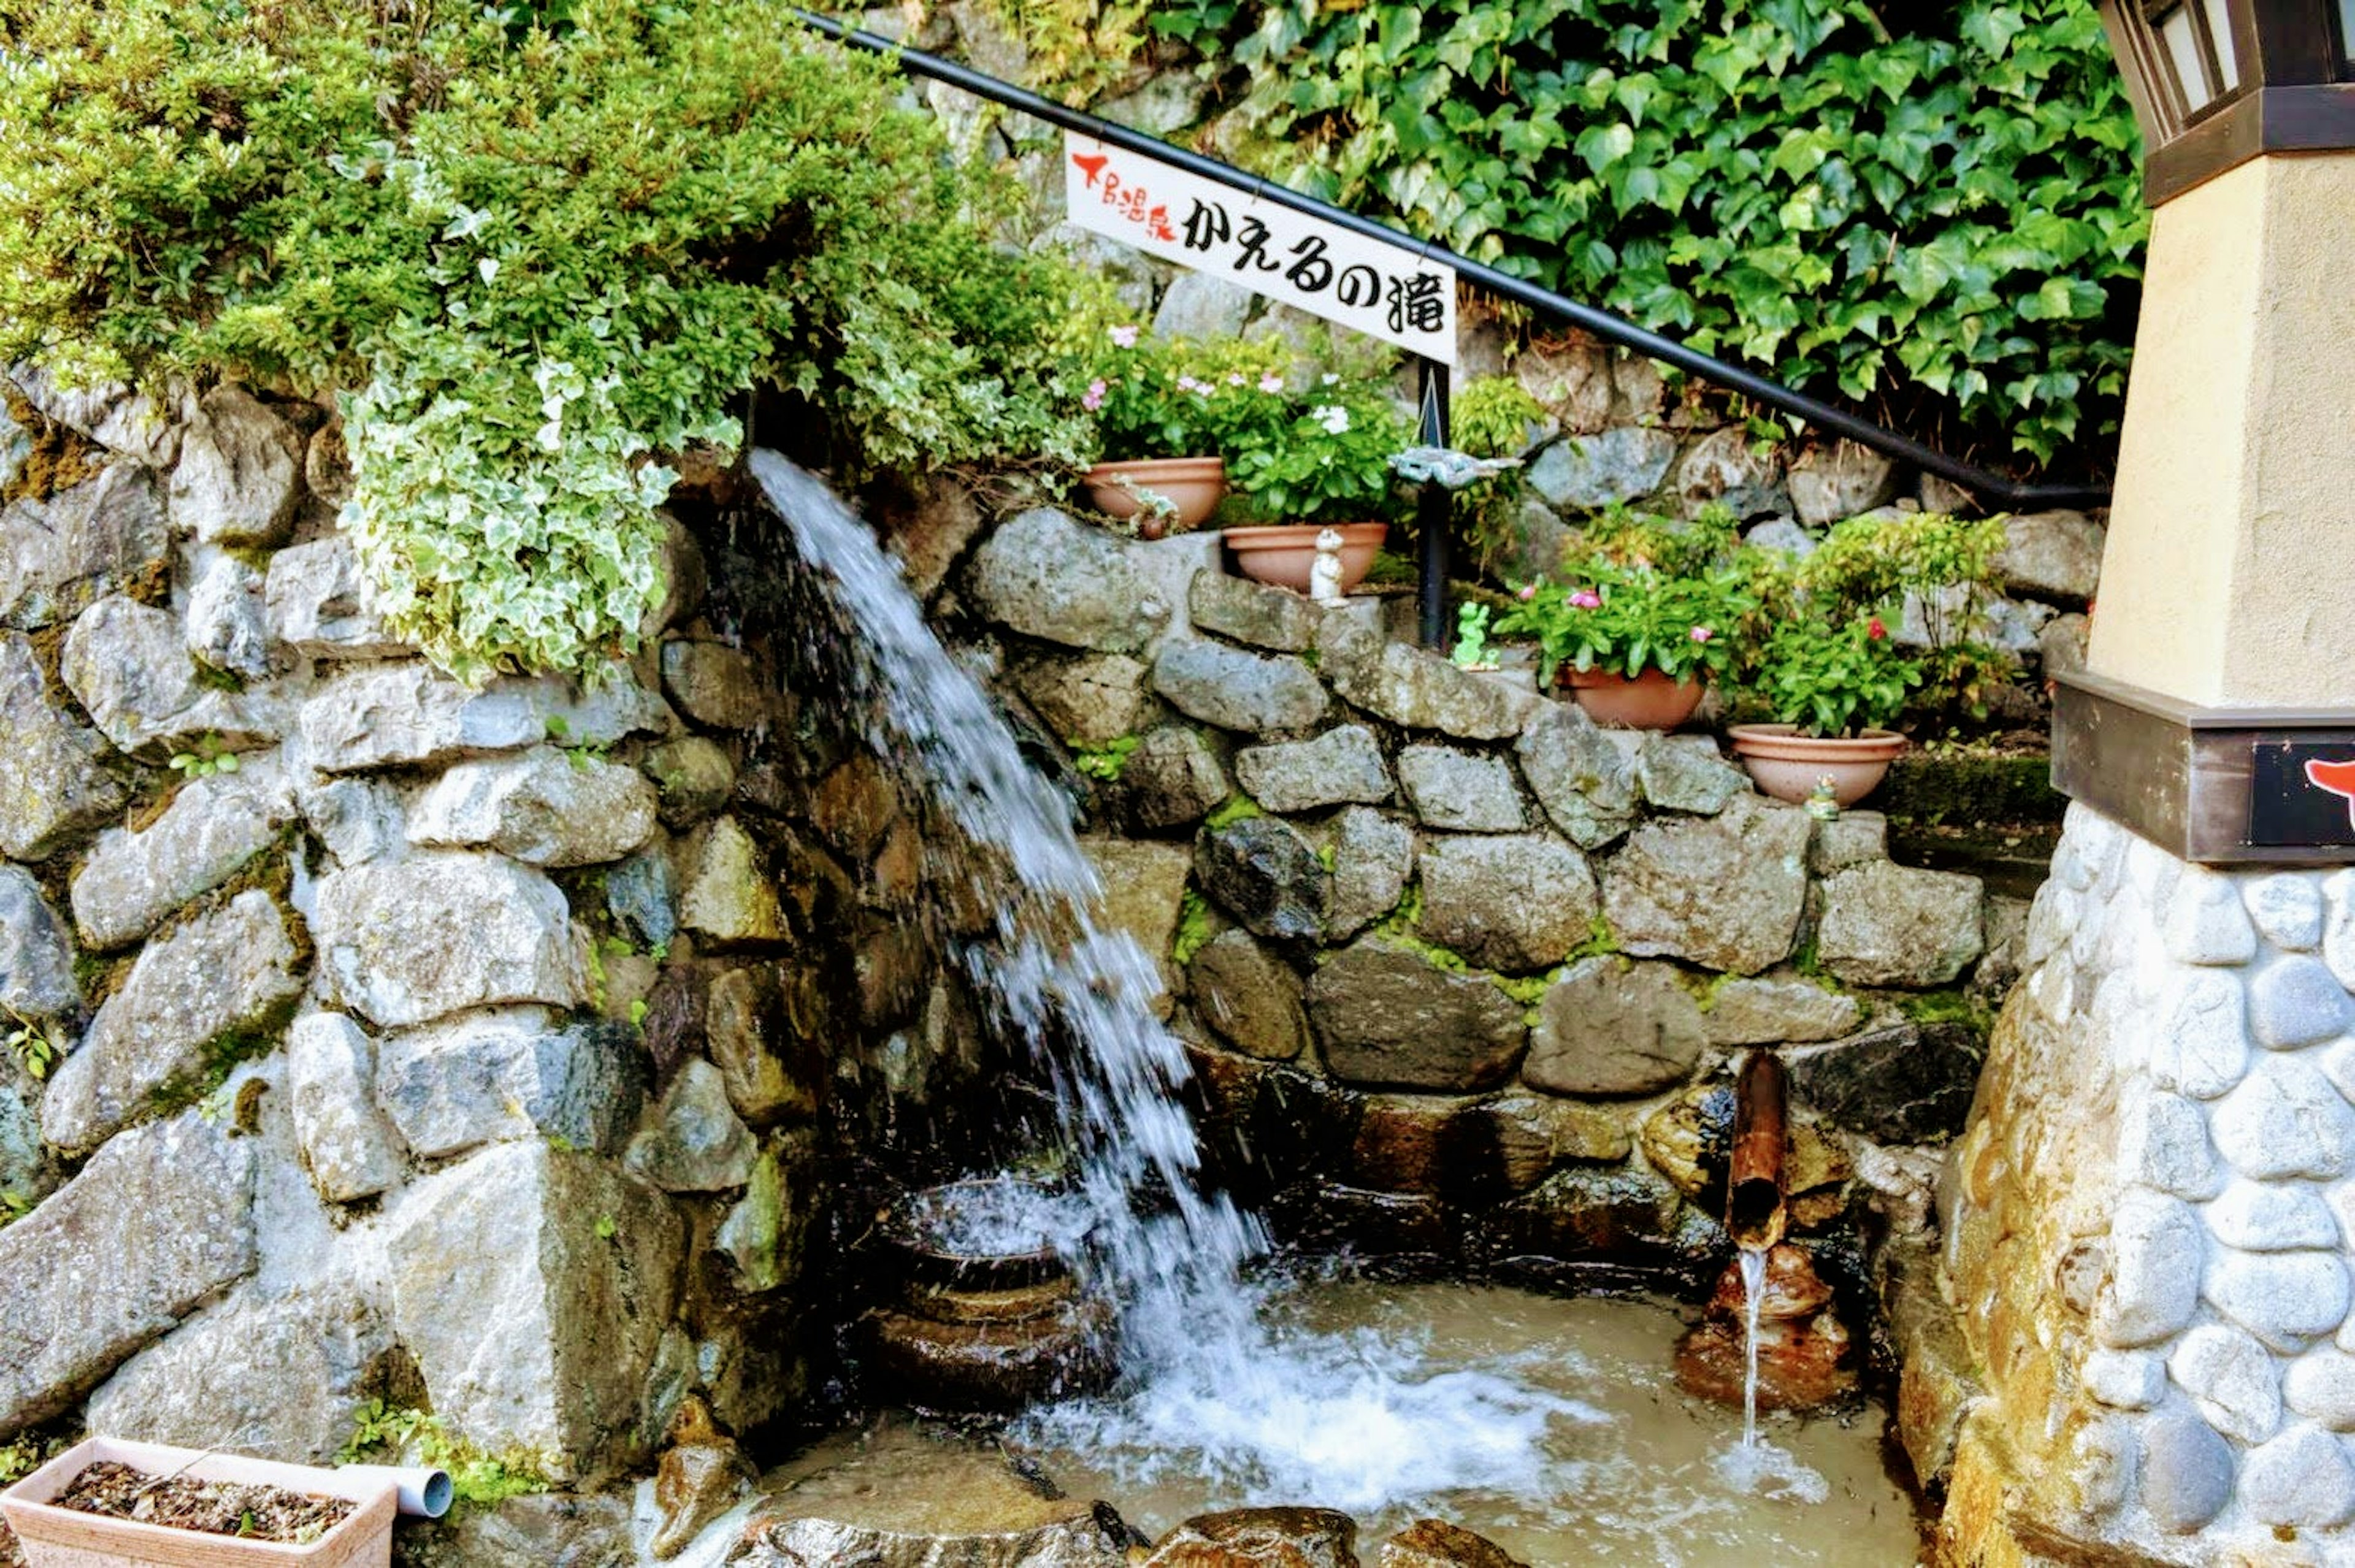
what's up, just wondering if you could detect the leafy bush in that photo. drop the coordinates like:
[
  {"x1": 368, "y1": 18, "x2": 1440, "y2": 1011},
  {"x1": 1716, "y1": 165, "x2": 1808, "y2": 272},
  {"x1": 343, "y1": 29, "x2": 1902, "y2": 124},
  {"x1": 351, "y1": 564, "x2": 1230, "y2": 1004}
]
[
  {"x1": 1153, "y1": 0, "x2": 2146, "y2": 467},
  {"x1": 1224, "y1": 371, "x2": 1415, "y2": 526},
  {"x1": 1084, "y1": 329, "x2": 1293, "y2": 462},
  {"x1": 1494, "y1": 508, "x2": 1762, "y2": 684},
  {"x1": 1742, "y1": 610, "x2": 1923, "y2": 735},
  {"x1": 0, "y1": 0, "x2": 1090, "y2": 679}
]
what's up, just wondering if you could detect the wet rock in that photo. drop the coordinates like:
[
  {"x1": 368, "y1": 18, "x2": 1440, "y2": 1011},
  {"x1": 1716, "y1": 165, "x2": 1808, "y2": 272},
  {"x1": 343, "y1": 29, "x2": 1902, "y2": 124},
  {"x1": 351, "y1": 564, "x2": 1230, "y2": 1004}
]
[
  {"x1": 169, "y1": 384, "x2": 303, "y2": 546},
  {"x1": 1417, "y1": 833, "x2": 1597, "y2": 973},
  {"x1": 1675, "y1": 1244, "x2": 1855, "y2": 1411},
  {"x1": 1319, "y1": 615, "x2": 1537, "y2": 740},
  {"x1": 1633, "y1": 733, "x2": 1747, "y2": 815},
  {"x1": 184, "y1": 549, "x2": 270, "y2": 683},
  {"x1": 1525, "y1": 428, "x2": 1678, "y2": 511},
  {"x1": 1601, "y1": 797, "x2": 1812, "y2": 974},
  {"x1": 1197, "y1": 816, "x2": 1330, "y2": 941},
  {"x1": 1784, "y1": 1022, "x2": 1984, "y2": 1145},
  {"x1": 642, "y1": 735, "x2": 736, "y2": 828},
  {"x1": 1379, "y1": 1519, "x2": 1530, "y2": 1567},
  {"x1": 286, "y1": 1011, "x2": 405, "y2": 1203},
  {"x1": 1147, "y1": 1507, "x2": 1357, "y2": 1568},
  {"x1": 1514, "y1": 703, "x2": 1636, "y2": 849},
  {"x1": 811, "y1": 754, "x2": 895, "y2": 861},
  {"x1": 1154, "y1": 640, "x2": 1328, "y2": 733},
  {"x1": 741, "y1": 1502, "x2": 1125, "y2": 1568},
  {"x1": 2139, "y1": 1411, "x2": 2234, "y2": 1533},
  {"x1": 659, "y1": 638, "x2": 771, "y2": 730},
  {"x1": 1189, "y1": 570, "x2": 1320, "y2": 652},
  {"x1": 299, "y1": 660, "x2": 670, "y2": 773},
  {"x1": 41, "y1": 890, "x2": 305, "y2": 1152},
  {"x1": 963, "y1": 507, "x2": 1168, "y2": 653},
  {"x1": 1698, "y1": 974, "x2": 1860, "y2": 1045},
  {"x1": 409, "y1": 745, "x2": 657, "y2": 867},
  {"x1": 649, "y1": 1398, "x2": 754, "y2": 1559},
  {"x1": 1190, "y1": 930, "x2": 1309, "y2": 1061},
  {"x1": 266, "y1": 535, "x2": 405, "y2": 659},
  {"x1": 706, "y1": 966, "x2": 821, "y2": 1126},
  {"x1": 678, "y1": 817, "x2": 789, "y2": 947},
  {"x1": 315, "y1": 852, "x2": 583, "y2": 1028},
  {"x1": 1235, "y1": 725, "x2": 1392, "y2": 812},
  {"x1": 0, "y1": 463, "x2": 169, "y2": 631},
  {"x1": 1488, "y1": 1162, "x2": 1701, "y2": 1266},
  {"x1": 385, "y1": 1141, "x2": 682, "y2": 1482},
  {"x1": 0, "y1": 867, "x2": 78, "y2": 1021},
  {"x1": 63, "y1": 594, "x2": 285, "y2": 754},
  {"x1": 1994, "y1": 510, "x2": 2104, "y2": 605},
  {"x1": 378, "y1": 1008, "x2": 645, "y2": 1160},
  {"x1": 0, "y1": 1112, "x2": 255, "y2": 1436},
  {"x1": 1014, "y1": 651, "x2": 1151, "y2": 746},
  {"x1": 1524, "y1": 958, "x2": 1707, "y2": 1096},
  {"x1": 1081, "y1": 838, "x2": 1195, "y2": 972},
  {"x1": 1467, "y1": 1093, "x2": 1631, "y2": 1192},
  {"x1": 865, "y1": 1295, "x2": 1116, "y2": 1415},
  {"x1": 0, "y1": 632, "x2": 128, "y2": 860},
  {"x1": 1814, "y1": 861, "x2": 1985, "y2": 987},
  {"x1": 1675, "y1": 427, "x2": 1788, "y2": 518},
  {"x1": 626, "y1": 1058, "x2": 756, "y2": 1192},
  {"x1": 1788, "y1": 440, "x2": 1902, "y2": 527},
  {"x1": 1309, "y1": 939, "x2": 1527, "y2": 1091},
  {"x1": 1396, "y1": 746, "x2": 1525, "y2": 831},
  {"x1": 1350, "y1": 1093, "x2": 1480, "y2": 1194},
  {"x1": 1636, "y1": 1080, "x2": 1850, "y2": 1204},
  {"x1": 1127, "y1": 725, "x2": 1230, "y2": 829},
  {"x1": 1327, "y1": 806, "x2": 1414, "y2": 939},
  {"x1": 71, "y1": 754, "x2": 295, "y2": 949},
  {"x1": 716, "y1": 1139, "x2": 815, "y2": 1295},
  {"x1": 85, "y1": 1282, "x2": 390, "y2": 1465}
]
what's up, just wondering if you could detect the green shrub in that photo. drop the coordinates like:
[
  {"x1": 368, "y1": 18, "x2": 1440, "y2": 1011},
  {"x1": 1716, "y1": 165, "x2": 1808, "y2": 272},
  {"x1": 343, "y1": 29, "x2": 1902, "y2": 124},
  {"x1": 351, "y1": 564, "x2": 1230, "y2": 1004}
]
[
  {"x1": 1153, "y1": 0, "x2": 2145, "y2": 468},
  {"x1": 0, "y1": 0, "x2": 1089, "y2": 680}
]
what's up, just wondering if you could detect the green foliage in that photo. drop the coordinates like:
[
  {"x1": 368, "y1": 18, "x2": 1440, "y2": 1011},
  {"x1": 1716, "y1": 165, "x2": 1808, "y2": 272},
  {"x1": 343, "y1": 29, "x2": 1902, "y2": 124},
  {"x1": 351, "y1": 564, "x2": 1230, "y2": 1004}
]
[
  {"x1": 1452, "y1": 378, "x2": 1550, "y2": 462},
  {"x1": 167, "y1": 735, "x2": 241, "y2": 781},
  {"x1": 1493, "y1": 552, "x2": 1759, "y2": 684},
  {"x1": 1171, "y1": 890, "x2": 1216, "y2": 967},
  {"x1": 3, "y1": 1008, "x2": 60, "y2": 1082},
  {"x1": 0, "y1": 0, "x2": 1091, "y2": 681},
  {"x1": 340, "y1": 1400, "x2": 550, "y2": 1507},
  {"x1": 1157, "y1": 0, "x2": 2145, "y2": 465},
  {"x1": 1084, "y1": 329, "x2": 1294, "y2": 464},
  {"x1": 1742, "y1": 610, "x2": 1922, "y2": 735},
  {"x1": 0, "y1": 1436, "x2": 64, "y2": 1485},
  {"x1": 1071, "y1": 734, "x2": 1139, "y2": 781},
  {"x1": 1225, "y1": 372, "x2": 1417, "y2": 526},
  {"x1": 1203, "y1": 794, "x2": 1264, "y2": 829}
]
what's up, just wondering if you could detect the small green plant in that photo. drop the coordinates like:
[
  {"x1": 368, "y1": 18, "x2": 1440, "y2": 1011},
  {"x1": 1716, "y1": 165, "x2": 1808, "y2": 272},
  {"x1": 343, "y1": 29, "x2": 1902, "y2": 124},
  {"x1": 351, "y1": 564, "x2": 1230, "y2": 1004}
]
[
  {"x1": 167, "y1": 735, "x2": 242, "y2": 781},
  {"x1": 1449, "y1": 377, "x2": 1552, "y2": 576},
  {"x1": 1495, "y1": 551, "x2": 1760, "y2": 686},
  {"x1": 4, "y1": 1009, "x2": 60, "y2": 1082},
  {"x1": 1171, "y1": 891, "x2": 1217, "y2": 968},
  {"x1": 340, "y1": 1401, "x2": 550, "y2": 1507},
  {"x1": 1741, "y1": 610, "x2": 1924, "y2": 736},
  {"x1": 0, "y1": 1436, "x2": 64, "y2": 1485},
  {"x1": 1204, "y1": 795, "x2": 1264, "y2": 830},
  {"x1": 0, "y1": 1190, "x2": 34, "y2": 1228},
  {"x1": 594, "y1": 1214, "x2": 618, "y2": 1240},
  {"x1": 1070, "y1": 735, "x2": 1140, "y2": 782}
]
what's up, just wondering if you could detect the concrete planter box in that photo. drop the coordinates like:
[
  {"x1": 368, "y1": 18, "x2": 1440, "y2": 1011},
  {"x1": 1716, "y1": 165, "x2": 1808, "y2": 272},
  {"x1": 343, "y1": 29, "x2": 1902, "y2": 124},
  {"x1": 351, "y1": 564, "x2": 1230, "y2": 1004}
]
[{"x1": 2, "y1": 1439, "x2": 397, "y2": 1568}]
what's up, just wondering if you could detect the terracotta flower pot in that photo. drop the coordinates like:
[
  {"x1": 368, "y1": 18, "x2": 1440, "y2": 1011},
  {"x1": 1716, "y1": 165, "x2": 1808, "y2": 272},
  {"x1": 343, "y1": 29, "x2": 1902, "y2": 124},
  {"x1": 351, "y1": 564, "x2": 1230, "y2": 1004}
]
[
  {"x1": 1080, "y1": 456, "x2": 1227, "y2": 538},
  {"x1": 1560, "y1": 666, "x2": 1707, "y2": 730},
  {"x1": 1221, "y1": 522, "x2": 1388, "y2": 594},
  {"x1": 2, "y1": 1438, "x2": 399, "y2": 1567},
  {"x1": 1726, "y1": 723, "x2": 1909, "y2": 807}
]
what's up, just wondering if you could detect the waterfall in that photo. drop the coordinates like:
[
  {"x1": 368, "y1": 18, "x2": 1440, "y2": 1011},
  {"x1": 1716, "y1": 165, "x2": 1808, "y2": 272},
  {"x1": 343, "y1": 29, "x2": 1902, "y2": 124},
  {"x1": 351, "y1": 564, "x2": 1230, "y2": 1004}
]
[{"x1": 751, "y1": 451, "x2": 1588, "y2": 1515}]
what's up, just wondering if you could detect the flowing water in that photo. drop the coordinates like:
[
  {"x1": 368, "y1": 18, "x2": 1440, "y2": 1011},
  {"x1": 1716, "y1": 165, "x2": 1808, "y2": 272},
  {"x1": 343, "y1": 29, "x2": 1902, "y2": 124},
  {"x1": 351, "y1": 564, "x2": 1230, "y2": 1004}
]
[{"x1": 752, "y1": 451, "x2": 1885, "y2": 1533}]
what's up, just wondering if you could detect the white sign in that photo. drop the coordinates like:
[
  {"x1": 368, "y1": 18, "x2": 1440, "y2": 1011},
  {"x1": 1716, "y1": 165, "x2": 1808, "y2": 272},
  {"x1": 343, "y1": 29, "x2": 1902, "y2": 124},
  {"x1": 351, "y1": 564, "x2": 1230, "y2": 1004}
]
[{"x1": 1065, "y1": 133, "x2": 1457, "y2": 365}]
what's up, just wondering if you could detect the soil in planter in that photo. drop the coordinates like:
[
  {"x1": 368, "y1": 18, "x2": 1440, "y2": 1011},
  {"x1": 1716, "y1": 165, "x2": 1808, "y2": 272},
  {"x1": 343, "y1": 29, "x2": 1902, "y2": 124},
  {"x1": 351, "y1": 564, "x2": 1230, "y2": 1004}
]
[{"x1": 50, "y1": 1461, "x2": 356, "y2": 1545}]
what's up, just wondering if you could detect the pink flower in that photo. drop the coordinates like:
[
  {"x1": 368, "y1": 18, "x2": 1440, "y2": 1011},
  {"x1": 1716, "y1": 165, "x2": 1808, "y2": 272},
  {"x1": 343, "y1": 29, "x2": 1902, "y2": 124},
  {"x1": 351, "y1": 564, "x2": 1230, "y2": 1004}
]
[
  {"x1": 1108, "y1": 325, "x2": 1140, "y2": 348},
  {"x1": 1227, "y1": 373, "x2": 1246, "y2": 386},
  {"x1": 1517, "y1": 584, "x2": 1537, "y2": 602},
  {"x1": 1082, "y1": 378, "x2": 1106, "y2": 412},
  {"x1": 1569, "y1": 589, "x2": 1603, "y2": 610},
  {"x1": 1867, "y1": 616, "x2": 1887, "y2": 640},
  {"x1": 1258, "y1": 374, "x2": 1284, "y2": 393},
  {"x1": 1176, "y1": 375, "x2": 1209, "y2": 395},
  {"x1": 1688, "y1": 625, "x2": 1712, "y2": 643}
]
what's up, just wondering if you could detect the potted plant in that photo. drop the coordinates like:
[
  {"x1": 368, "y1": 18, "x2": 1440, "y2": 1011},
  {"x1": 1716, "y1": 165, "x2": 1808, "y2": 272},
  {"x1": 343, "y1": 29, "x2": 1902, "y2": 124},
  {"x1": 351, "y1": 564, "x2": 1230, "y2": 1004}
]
[
  {"x1": 2, "y1": 1437, "x2": 402, "y2": 1566},
  {"x1": 1725, "y1": 610, "x2": 1922, "y2": 805},
  {"x1": 1220, "y1": 369, "x2": 1414, "y2": 593},
  {"x1": 1075, "y1": 327, "x2": 1290, "y2": 538}
]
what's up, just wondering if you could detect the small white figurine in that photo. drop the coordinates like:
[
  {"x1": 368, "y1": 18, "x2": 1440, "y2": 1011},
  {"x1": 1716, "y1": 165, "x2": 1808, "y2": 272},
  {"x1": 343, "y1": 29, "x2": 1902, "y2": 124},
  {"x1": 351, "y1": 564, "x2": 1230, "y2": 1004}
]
[{"x1": 1309, "y1": 526, "x2": 1346, "y2": 605}]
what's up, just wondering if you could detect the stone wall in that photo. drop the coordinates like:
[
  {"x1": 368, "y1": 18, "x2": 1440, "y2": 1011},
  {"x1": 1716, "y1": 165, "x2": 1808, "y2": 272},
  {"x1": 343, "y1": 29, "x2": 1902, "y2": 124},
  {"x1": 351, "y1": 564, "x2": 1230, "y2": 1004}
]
[
  {"x1": 0, "y1": 376, "x2": 989, "y2": 1531},
  {"x1": 1933, "y1": 803, "x2": 2355, "y2": 1561},
  {"x1": 934, "y1": 499, "x2": 2016, "y2": 1323}
]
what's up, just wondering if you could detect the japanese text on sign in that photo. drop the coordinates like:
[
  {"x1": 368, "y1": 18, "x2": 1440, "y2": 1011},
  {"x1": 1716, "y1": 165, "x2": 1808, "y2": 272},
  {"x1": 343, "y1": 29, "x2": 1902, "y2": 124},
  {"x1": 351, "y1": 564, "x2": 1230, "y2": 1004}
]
[{"x1": 1064, "y1": 134, "x2": 1457, "y2": 365}]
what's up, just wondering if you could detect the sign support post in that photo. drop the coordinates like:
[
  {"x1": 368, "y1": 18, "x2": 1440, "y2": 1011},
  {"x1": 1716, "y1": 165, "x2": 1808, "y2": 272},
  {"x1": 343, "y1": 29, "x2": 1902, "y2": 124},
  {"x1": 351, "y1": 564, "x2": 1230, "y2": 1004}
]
[{"x1": 1415, "y1": 359, "x2": 1451, "y2": 650}]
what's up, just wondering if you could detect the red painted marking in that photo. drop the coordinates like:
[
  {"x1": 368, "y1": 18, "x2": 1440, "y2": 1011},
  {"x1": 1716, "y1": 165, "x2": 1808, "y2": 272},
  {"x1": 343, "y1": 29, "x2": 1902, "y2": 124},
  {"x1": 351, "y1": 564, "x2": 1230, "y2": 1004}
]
[
  {"x1": 1072, "y1": 153, "x2": 1109, "y2": 187},
  {"x1": 2305, "y1": 757, "x2": 2355, "y2": 829}
]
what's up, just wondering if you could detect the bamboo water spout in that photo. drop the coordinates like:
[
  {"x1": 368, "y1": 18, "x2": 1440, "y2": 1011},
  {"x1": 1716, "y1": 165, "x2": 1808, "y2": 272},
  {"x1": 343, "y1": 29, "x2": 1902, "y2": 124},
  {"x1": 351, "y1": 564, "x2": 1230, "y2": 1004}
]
[{"x1": 1726, "y1": 1050, "x2": 1788, "y2": 1253}]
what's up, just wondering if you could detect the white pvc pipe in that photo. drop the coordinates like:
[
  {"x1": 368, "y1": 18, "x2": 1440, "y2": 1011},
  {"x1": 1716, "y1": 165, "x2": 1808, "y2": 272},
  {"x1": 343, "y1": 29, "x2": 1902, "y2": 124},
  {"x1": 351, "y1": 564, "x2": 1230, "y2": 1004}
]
[{"x1": 339, "y1": 1464, "x2": 453, "y2": 1518}]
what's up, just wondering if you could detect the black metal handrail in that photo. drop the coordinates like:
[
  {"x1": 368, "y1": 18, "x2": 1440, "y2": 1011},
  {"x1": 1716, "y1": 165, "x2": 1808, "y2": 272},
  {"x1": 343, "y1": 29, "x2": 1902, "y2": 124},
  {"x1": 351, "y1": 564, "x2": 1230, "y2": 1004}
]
[{"x1": 795, "y1": 8, "x2": 2111, "y2": 516}]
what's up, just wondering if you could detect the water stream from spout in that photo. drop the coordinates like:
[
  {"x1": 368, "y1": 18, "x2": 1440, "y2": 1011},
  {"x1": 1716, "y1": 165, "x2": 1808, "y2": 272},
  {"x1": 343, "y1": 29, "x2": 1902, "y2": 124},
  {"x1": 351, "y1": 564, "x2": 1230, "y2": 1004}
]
[{"x1": 1739, "y1": 1247, "x2": 1766, "y2": 1451}]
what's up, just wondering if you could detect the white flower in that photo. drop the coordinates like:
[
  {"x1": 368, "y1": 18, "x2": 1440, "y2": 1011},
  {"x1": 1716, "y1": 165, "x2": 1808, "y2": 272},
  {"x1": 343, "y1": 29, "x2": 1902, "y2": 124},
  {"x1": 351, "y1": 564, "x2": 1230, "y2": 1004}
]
[
  {"x1": 1311, "y1": 404, "x2": 1351, "y2": 435},
  {"x1": 1320, "y1": 372, "x2": 1341, "y2": 385}
]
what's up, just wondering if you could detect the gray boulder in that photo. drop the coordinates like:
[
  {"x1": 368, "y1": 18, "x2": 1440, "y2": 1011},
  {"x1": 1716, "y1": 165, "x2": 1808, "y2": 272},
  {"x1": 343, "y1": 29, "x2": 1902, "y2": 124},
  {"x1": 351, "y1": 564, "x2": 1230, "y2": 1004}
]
[
  {"x1": 408, "y1": 745, "x2": 658, "y2": 867},
  {"x1": 660, "y1": 639, "x2": 773, "y2": 730},
  {"x1": 1189, "y1": 930, "x2": 1309, "y2": 1061},
  {"x1": 1525, "y1": 428, "x2": 1678, "y2": 510},
  {"x1": 1815, "y1": 861, "x2": 1986, "y2": 987},
  {"x1": 1675, "y1": 427, "x2": 1788, "y2": 518},
  {"x1": 1320, "y1": 616, "x2": 1537, "y2": 740},
  {"x1": 1235, "y1": 725, "x2": 1392, "y2": 812},
  {"x1": 1195, "y1": 816, "x2": 1330, "y2": 941},
  {"x1": 40, "y1": 890, "x2": 305, "y2": 1152},
  {"x1": 86, "y1": 1283, "x2": 392, "y2": 1465},
  {"x1": 1788, "y1": 440, "x2": 1903, "y2": 527},
  {"x1": 0, "y1": 866, "x2": 79, "y2": 1021},
  {"x1": 1154, "y1": 270, "x2": 1255, "y2": 339},
  {"x1": 1014, "y1": 652, "x2": 1151, "y2": 746},
  {"x1": 0, "y1": 1112, "x2": 255, "y2": 1436},
  {"x1": 1326, "y1": 806, "x2": 1415, "y2": 939},
  {"x1": 1127, "y1": 726, "x2": 1230, "y2": 829},
  {"x1": 299, "y1": 661, "x2": 671, "y2": 774},
  {"x1": 678, "y1": 816, "x2": 789, "y2": 946},
  {"x1": 1152, "y1": 640, "x2": 1328, "y2": 733},
  {"x1": 1189, "y1": 570, "x2": 1320, "y2": 652},
  {"x1": 963, "y1": 507, "x2": 1168, "y2": 652},
  {"x1": 168, "y1": 384, "x2": 303, "y2": 546},
  {"x1": 285, "y1": 1011, "x2": 406, "y2": 1203},
  {"x1": 626, "y1": 1058, "x2": 757, "y2": 1192},
  {"x1": 184, "y1": 549, "x2": 271, "y2": 683},
  {"x1": 1601, "y1": 797, "x2": 1812, "y2": 973},
  {"x1": 1996, "y1": 510, "x2": 2105, "y2": 605},
  {"x1": 1701, "y1": 975, "x2": 1862, "y2": 1046},
  {"x1": 313, "y1": 852, "x2": 584, "y2": 1029},
  {"x1": 1417, "y1": 834, "x2": 1598, "y2": 974},
  {"x1": 1786, "y1": 1022, "x2": 1986, "y2": 1144},
  {"x1": 1524, "y1": 958, "x2": 1707, "y2": 1096},
  {"x1": 70, "y1": 752, "x2": 296, "y2": 950},
  {"x1": 1396, "y1": 746, "x2": 1525, "y2": 832},
  {"x1": 1515, "y1": 703, "x2": 1636, "y2": 849},
  {"x1": 1633, "y1": 734, "x2": 1747, "y2": 814},
  {"x1": 265, "y1": 535, "x2": 407, "y2": 660},
  {"x1": 0, "y1": 463, "x2": 169, "y2": 632},
  {"x1": 0, "y1": 392, "x2": 26, "y2": 494},
  {"x1": 0, "y1": 632, "x2": 127, "y2": 860},
  {"x1": 385, "y1": 1141, "x2": 683, "y2": 1482},
  {"x1": 378, "y1": 1007, "x2": 646, "y2": 1160},
  {"x1": 1308, "y1": 939, "x2": 1527, "y2": 1091},
  {"x1": 7, "y1": 365, "x2": 191, "y2": 467},
  {"x1": 62, "y1": 594, "x2": 286, "y2": 754}
]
